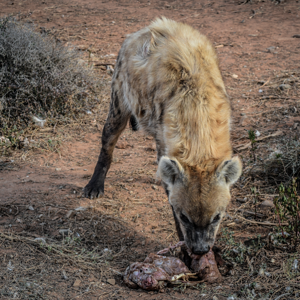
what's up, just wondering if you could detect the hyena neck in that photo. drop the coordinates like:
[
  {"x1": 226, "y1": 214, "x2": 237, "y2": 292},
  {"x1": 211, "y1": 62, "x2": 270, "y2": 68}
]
[{"x1": 164, "y1": 95, "x2": 233, "y2": 168}]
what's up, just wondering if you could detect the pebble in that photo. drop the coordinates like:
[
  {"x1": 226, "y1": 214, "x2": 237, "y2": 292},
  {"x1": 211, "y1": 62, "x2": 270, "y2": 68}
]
[
  {"x1": 116, "y1": 140, "x2": 129, "y2": 149},
  {"x1": 260, "y1": 200, "x2": 274, "y2": 208},
  {"x1": 32, "y1": 116, "x2": 46, "y2": 127},
  {"x1": 66, "y1": 210, "x2": 76, "y2": 218},
  {"x1": 279, "y1": 83, "x2": 291, "y2": 90},
  {"x1": 7, "y1": 261, "x2": 14, "y2": 271},
  {"x1": 73, "y1": 279, "x2": 81, "y2": 287},
  {"x1": 107, "y1": 278, "x2": 115, "y2": 285},
  {"x1": 62, "y1": 270, "x2": 68, "y2": 280},
  {"x1": 240, "y1": 115, "x2": 248, "y2": 126},
  {"x1": 59, "y1": 229, "x2": 72, "y2": 236},
  {"x1": 28, "y1": 205, "x2": 34, "y2": 211},
  {"x1": 75, "y1": 206, "x2": 87, "y2": 212},
  {"x1": 258, "y1": 267, "x2": 264, "y2": 276},
  {"x1": 55, "y1": 168, "x2": 61, "y2": 171},
  {"x1": 292, "y1": 259, "x2": 298, "y2": 270},
  {"x1": 267, "y1": 46, "x2": 275, "y2": 53},
  {"x1": 34, "y1": 237, "x2": 46, "y2": 245}
]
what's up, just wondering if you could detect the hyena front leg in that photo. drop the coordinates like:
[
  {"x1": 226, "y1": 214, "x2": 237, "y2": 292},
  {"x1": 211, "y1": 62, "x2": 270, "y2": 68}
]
[
  {"x1": 84, "y1": 90, "x2": 130, "y2": 199},
  {"x1": 171, "y1": 207, "x2": 193, "y2": 268}
]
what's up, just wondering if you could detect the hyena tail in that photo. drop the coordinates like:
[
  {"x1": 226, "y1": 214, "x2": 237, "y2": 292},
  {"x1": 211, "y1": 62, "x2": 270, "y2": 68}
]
[{"x1": 130, "y1": 115, "x2": 139, "y2": 131}]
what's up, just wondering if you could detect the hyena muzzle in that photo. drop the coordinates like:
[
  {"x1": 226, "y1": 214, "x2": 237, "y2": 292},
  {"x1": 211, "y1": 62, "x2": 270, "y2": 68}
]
[{"x1": 84, "y1": 17, "x2": 242, "y2": 259}]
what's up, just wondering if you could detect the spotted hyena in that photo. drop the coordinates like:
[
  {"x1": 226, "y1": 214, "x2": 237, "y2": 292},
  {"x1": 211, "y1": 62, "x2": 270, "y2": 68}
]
[{"x1": 84, "y1": 18, "x2": 242, "y2": 258}]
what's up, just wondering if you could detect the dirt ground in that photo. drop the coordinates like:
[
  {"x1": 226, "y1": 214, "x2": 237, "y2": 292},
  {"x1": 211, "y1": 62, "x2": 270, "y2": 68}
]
[{"x1": 1, "y1": 0, "x2": 300, "y2": 299}]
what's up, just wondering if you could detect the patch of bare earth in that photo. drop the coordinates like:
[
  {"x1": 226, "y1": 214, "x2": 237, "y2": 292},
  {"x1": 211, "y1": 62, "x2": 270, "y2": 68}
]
[{"x1": 1, "y1": 0, "x2": 300, "y2": 299}]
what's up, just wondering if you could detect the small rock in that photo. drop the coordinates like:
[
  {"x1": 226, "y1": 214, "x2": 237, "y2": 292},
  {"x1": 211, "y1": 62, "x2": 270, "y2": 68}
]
[
  {"x1": 260, "y1": 200, "x2": 274, "y2": 208},
  {"x1": 7, "y1": 261, "x2": 14, "y2": 271},
  {"x1": 292, "y1": 259, "x2": 298, "y2": 270},
  {"x1": 103, "y1": 248, "x2": 112, "y2": 255},
  {"x1": 34, "y1": 237, "x2": 46, "y2": 245},
  {"x1": 149, "y1": 143, "x2": 156, "y2": 151},
  {"x1": 59, "y1": 229, "x2": 72, "y2": 236},
  {"x1": 213, "y1": 296, "x2": 218, "y2": 300},
  {"x1": 66, "y1": 210, "x2": 76, "y2": 218},
  {"x1": 55, "y1": 168, "x2": 61, "y2": 171},
  {"x1": 73, "y1": 279, "x2": 81, "y2": 287},
  {"x1": 255, "y1": 130, "x2": 261, "y2": 137},
  {"x1": 258, "y1": 89, "x2": 263, "y2": 93},
  {"x1": 271, "y1": 258, "x2": 275, "y2": 263},
  {"x1": 86, "y1": 110, "x2": 92, "y2": 115},
  {"x1": 106, "y1": 65, "x2": 114, "y2": 75},
  {"x1": 232, "y1": 74, "x2": 238, "y2": 79},
  {"x1": 258, "y1": 267, "x2": 264, "y2": 276},
  {"x1": 75, "y1": 206, "x2": 87, "y2": 212},
  {"x1": 0, "y1": 136, "x2": 11, "y2": 144},
  {"x1": 266, "y1": 46, "x2": 275, "y2": 53},
  {"x1": 293, "y1": 34, "x2": 300, "y2": 38},
  {"x1": 62, "y1": 270, "x2": 68, "y2": 280},
  {"x1": 28, "y1": 205, "x2": 34, "y2": 211},
  {"x1": 32, "y1": 116, "x2": 46, "y2": 127},
  {"x1": 240, "y1": 115, "x2": 248, "y2": 127},
  {"x1": 116, "y1": 140, "x2": 129, "y2": 149},
  {"x1": 107, "y1": 278, "x2": 115, "y2": 285},
  {"x1": 279, "y1": 84, "x2": 291, "y2": 90},
  {"x1": 152, "y1": 184, "x2": 158, "y2": 190}
]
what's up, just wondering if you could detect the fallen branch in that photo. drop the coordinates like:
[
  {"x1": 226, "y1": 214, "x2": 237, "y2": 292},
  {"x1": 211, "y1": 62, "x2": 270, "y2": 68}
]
[
  {"x1": 235, "y1": 215, "x2": 288, "y2": 226},
  {"x1": 234, "y1": 130, "x2": 283, "y2": 151},
  {"x1": 94, "y1": 62, "x2": 115, "y2": 67}
]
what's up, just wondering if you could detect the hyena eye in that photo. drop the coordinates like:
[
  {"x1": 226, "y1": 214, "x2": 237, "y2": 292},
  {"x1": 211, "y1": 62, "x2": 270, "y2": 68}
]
[
  {"x1": 212, "y1": 214, "x2": 221, "y2": 223},
  {"x1": 180, "y1": 213, "x2": 190, "y2": 224}
]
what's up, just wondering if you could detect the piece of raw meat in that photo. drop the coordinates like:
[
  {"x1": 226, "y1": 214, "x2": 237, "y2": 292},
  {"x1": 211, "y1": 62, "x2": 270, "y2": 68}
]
[
  {"x1": 123, "y1": 242, "x2": 224, "y2": 290},
  {"x1": 189, "y1": 248, "x2": 223, "y2": 283},
  {"x1": 123, "y1": 253, "x2": 196, "y2": 290},
  {"x1": 123, "y1": 262, "x2": 170, "y2": 290},
  {"x1": 144, "y1": 253, "x2": 190, "y2": 275}
]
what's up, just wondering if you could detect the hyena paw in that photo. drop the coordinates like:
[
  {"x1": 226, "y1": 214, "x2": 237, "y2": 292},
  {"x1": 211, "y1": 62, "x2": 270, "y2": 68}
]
[{"x1": 83, "y1": 184, "x2": 104, "y2": 199}]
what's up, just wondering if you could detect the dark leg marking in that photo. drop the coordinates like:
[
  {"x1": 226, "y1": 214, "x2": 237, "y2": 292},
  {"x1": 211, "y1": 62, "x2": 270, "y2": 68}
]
[
  {"x1": 130, "y1": 115, "x2": 139, "y2": 131},
  {"x1": 84, "y1": 90, "x2": 130, "y2": 199},
  {"x1": 171, "y1": 206, "x2": 192, "y2": 268}
]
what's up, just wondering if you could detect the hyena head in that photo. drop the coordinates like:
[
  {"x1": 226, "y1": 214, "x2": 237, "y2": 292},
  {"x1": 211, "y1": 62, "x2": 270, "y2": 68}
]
[{"x1": 158, "y1": 156, "x2": 242, "y2": 255}]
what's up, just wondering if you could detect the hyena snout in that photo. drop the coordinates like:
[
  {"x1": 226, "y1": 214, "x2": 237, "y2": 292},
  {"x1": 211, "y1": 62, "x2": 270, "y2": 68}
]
[
  {"x1": 190, "y1": 243, "x2": 210, "y2": 255},
  {"x1": 186, "y1": 229, "x2": 215, "y2": 255}
]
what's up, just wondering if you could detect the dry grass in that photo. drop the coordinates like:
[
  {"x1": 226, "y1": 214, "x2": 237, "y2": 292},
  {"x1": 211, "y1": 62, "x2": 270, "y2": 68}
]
[{"x1": 0, "y1": 17, "x2": 102, "y2": 133}]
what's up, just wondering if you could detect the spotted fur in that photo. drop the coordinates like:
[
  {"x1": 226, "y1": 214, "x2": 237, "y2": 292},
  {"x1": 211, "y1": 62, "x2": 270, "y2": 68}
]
[{"x1": 84, "y1": 18, "x2": 242, "y2": 257}]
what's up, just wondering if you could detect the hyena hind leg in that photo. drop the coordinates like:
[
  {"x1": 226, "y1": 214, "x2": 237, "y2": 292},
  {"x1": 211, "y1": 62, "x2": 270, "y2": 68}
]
[{"x1": 84, "y1": 91, "x2": 130, "y2": 199}]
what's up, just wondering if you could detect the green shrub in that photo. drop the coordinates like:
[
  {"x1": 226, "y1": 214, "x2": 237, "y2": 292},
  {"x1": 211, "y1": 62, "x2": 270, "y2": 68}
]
[{"x1": 274, "y1": 178, "x2": 300, "y2": 249}]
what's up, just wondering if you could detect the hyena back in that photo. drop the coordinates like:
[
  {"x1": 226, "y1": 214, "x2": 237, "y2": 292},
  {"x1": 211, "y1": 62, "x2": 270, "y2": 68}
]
[{"x1": 84, "y1": 18, "x2": 242, "y2": 256}]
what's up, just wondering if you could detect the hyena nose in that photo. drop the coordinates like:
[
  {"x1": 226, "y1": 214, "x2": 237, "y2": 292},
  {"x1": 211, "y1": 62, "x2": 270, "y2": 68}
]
[{"x1": 192, "y1": 245, "x2": 210, "y2": 255}]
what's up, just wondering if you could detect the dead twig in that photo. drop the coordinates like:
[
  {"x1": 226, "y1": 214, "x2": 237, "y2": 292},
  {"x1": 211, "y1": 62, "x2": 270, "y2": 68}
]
[
  {"x1": 235, "y1": 130, "x2": 283, "y2": 151},
  {"x1": 235, "y1": 215, "x2": 288, "y2": 226}
]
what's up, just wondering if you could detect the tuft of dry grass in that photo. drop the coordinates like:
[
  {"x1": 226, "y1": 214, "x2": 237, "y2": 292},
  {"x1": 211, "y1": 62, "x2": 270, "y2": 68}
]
[{"x1": 0, "y1": 16, "x2": 102, "y2": 132}]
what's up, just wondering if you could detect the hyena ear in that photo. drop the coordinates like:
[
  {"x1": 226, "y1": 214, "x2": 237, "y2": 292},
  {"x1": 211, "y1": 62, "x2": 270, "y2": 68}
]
[
  {"x1": 157, "y1": 156, "x2": 184, "y2": 185},
  {"x1": 216, "y1": 156, "x2": 242, "y2": 186}
]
